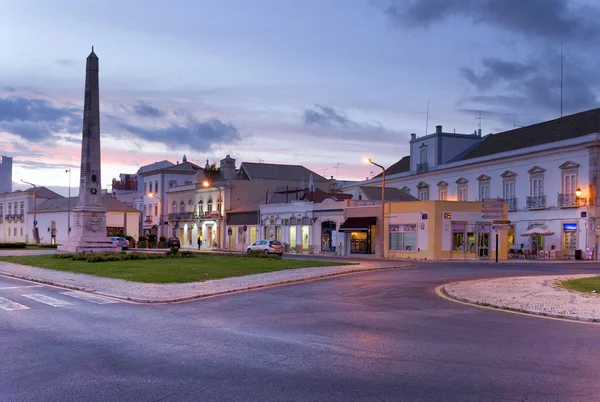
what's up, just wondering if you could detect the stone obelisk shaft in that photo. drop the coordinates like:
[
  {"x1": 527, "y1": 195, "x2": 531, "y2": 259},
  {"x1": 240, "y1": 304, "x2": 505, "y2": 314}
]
[{"x1": 58, "y1": 48, "x2": 117, "y2": 253}]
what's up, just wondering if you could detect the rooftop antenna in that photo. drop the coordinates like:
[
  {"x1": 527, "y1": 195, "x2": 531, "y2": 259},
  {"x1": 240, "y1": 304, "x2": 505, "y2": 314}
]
[
  {"x1": 425, "y1": 98, "x2": 430, "y2": 136},
  {"x1": 335, "y1": 163, "x2": 340, "y2": 179},
  {"x1": 513, "y1": 123, "x2": 523, "y2": 128},
  {"x1": 476, "y1": 111, "x2": 485, "y2": 133},
  {"x1": 322, "y1": 168, "x2": 328, "y2": 177},
  {"x1": 560, "y1": 42, "x2": 563, "y2": 117},
  {"x1": 258, "y1": 158, "x2": 264, "y2": 163}
]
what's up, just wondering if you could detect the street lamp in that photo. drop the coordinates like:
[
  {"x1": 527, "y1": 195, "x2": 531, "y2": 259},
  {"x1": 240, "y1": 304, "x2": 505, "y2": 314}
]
[
  {"x1": 148, "y1": 192, "x2": 162, "y2": 240},
  {"x1": 65, "y1": 169, "x2": 71, "y2": 235},
  {"x1": 20, "y1": 179, "x2": 39, "y2": 245},
  {"x1": 202, "y1": 180, "x2": 223, "y2": 248},
  {"x1": 364, "y1": 158, "x2": 385, "y2": 258}
]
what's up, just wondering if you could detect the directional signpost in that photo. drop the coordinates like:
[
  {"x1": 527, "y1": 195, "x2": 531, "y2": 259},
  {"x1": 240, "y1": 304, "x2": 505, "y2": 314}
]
[{"x1": 481, "y1": 198, "x2": 509, "y2": 263}]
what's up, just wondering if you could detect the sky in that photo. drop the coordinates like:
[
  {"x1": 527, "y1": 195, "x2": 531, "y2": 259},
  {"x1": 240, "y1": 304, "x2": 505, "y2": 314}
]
[{"x1": 1, "y1": 0, "x2": 599, "y2": 196}]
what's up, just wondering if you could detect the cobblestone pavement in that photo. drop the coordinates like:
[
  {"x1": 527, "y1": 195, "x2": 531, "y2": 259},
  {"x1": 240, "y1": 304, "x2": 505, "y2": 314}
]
[
  {"x1": 0, "y1": 260, "x2": 410, "y2": 303},
  {"x1": 444, "y1": 274, "x2": 600, "y2": 322}
]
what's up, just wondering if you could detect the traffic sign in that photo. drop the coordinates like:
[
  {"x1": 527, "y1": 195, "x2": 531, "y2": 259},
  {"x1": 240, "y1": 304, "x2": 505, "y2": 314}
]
[
  {"x1": 492, "y1": 224, "x2": 512, "y2": 230},
  {"x1": 33, "y1": 220, "x2": 37, "y2": 226},
  {"x1": 482, "y1": 214, "x2": 505, "y2": 220},
  {"x1": 492, "y1": 220, "x2": 511, "y2": 225},
  {"x1": 482, "y1": 203, "x2": 504, "y2": 209}
]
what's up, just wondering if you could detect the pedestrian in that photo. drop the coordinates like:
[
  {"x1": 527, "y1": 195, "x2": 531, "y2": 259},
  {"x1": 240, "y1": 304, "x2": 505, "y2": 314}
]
[{"x1": 198, "y1": 235, "x2": 202, "y2": 249}]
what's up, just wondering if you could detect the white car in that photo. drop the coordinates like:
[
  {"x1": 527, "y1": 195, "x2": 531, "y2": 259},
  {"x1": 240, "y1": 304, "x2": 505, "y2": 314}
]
[{"x1": 247, "y1": 240, "x2": 284, "y2": 256}]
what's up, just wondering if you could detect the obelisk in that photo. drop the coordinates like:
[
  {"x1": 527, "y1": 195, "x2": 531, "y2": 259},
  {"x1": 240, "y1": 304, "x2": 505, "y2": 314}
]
[{"x1": 59, "y1": 48, "x2": 118, "y2": 253}]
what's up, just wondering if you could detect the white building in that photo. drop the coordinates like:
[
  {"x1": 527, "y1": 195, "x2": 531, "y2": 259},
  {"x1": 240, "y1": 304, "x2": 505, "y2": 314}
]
[{"x1": 343, "y1": 108, "x2": 600, "y2": 259}]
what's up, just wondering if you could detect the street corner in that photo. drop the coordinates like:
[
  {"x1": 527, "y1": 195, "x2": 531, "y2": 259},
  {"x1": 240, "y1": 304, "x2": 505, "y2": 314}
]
[{"x1": 438, "y1": 274, "x2": 600, "y2": 323}]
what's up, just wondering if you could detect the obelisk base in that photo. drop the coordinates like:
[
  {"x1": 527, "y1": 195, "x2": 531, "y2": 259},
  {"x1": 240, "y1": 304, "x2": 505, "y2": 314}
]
[{"x1": 58, "y1": 209, "x2": 120, "y2": 253}]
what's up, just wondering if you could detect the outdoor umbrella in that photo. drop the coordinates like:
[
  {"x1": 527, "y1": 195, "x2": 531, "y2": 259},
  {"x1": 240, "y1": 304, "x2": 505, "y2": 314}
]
[{"x1": 520, "y1": 227, "x2": 555, "y2": 236}]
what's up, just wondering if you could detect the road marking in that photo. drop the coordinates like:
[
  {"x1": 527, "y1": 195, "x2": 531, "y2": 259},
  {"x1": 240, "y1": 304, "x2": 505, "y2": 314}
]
[
  {"x1": 0, "y1": 297, "x2": 30, "y2": 311},
  {"x1": 22, "y1": 294, "x2": 73, "y2": 307},
  {"x1": 0, "y1": 285, "x2": 45, "y2": 290},
  {"x1": 60, "y1": 291, "x2": 120, "y2": 304}
]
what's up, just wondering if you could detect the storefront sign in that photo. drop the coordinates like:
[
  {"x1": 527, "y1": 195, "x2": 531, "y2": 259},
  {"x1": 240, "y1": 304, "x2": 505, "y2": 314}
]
[
  {"x1": 563, "y1": 223, "x2": 577, "y2": 231},
  {"x1": 584, "y1": 246, "x2": 594, "y2": 260}
]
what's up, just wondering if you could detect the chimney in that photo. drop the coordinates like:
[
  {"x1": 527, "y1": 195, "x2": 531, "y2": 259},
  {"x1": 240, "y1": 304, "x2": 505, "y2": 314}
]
[
  {"x1": 176, "y1": 161, "x2": 179, "y2": 165},
  {"x1": 436, "y1": 125, "x2": 442, "y2": 134},
  {"x1": 410, "y1": 133, "x2": 416, "y2": 141},
  {"x1": 478, "y1": 128, "x2": 482, "y2": 137}
]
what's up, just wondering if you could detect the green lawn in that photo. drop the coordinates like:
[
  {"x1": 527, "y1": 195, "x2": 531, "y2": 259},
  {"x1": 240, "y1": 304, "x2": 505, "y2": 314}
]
[
  {"x1": 560, "y1": 276, "x2": 600, "y2": 294},
  {"x1": 0, "y1": 254, "x2": 351, "y2": 283}
]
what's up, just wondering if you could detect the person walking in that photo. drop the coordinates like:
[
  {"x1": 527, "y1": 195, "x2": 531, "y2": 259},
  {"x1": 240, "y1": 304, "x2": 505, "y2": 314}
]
[{"x1": 198, "y1": 234, "x2": 202, "y2": 249}]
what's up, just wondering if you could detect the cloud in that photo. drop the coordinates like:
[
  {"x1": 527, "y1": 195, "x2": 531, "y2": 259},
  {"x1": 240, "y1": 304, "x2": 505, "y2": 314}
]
[
  {"x1": 384, "y1": 0, "x2": 600, "y2": 42},
  {"x1": 131, "y1": 101, "x2": 165, "y2": 118},
  {"x1": 55, "y1": 58, "x2": 79, "y2": 67},
  {"x1": 116, "y1": 116, "x2": 242, "y2": 152},
  {"x1": 0, "y1": 96, "x2": 81, "y2": 141},
  {"x1": 15, "y1": 160, "x2": 77, "y2": 170},
  {"x1": 303, "y1": 104, "x2": 355, "y2": 128},
  {"x1": 459, "y1": 58, "x2": 539, "y2": 91}
]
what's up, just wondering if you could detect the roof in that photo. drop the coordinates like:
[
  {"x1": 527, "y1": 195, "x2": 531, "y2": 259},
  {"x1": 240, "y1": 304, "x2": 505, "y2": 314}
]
[
  {"x1": 228, "y1": 202, "x2": 260, "y2": 214},
  {"x1": 2, "y1": 187, "x2": 63, "y2": 199},
  {"x1": 460, "y1": 108, "x2": 600, "y2": 161},
  {"x1": 267, "y1": 187, "x2": 350, "y2": 204},
  {"x1": 136, "y1": 160, "x2": 174, "y2": 175},
  {"x1": 375, "y1": 155, "x2": 410, "y2": 178},
  {"x1": 358, "y1": 186, "x2": 418, "y2": 202},
  {"x1": 36, "y1": 195, "x2": 138, "y2": 213},
  {"x1": 163, "y1": 161, "x2": 201, "y2": 173},
  {"x1": 239, "y1": 162, "x2": 329, "y2": 182}
]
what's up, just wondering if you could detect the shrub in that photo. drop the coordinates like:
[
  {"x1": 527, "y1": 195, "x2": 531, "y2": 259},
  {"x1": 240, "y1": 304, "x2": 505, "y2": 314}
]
[
  {"x1": 159, "y1": 236, "x2": 167, "y2": 242},
  {"x1": 246, "y1": 250, "x2": 282, "y2": 259},
  {"x1": 52, "y1": 253, "x2": 74, "y2": 259},
  {"x1": 35, "y1": 244, "x2": 58, "y2": 249},
  {"x1": 138, "y1": 236, "x2": 147, "y2": 242},
  {"x1": 148, "y1": 234, "x2": 157, "y2": 242},
  {"x1": 0, "y1": 242, "x2": 27, "y2": 249}
]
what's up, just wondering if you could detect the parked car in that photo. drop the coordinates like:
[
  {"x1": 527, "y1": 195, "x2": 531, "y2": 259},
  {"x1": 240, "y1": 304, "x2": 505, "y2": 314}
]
[
  {"x1": 247, "y1": 240, "x2": 283, "y2": 255},
  {"x1": 110, "y1": 237, "x2": 129, "y2": 250},
  {"x1": 167, "y1": 237, "x2": 181, "y2": 248}
]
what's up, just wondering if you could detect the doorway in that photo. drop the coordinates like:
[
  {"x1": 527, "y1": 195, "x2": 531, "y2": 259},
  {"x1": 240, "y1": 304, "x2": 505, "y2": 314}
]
[
  {"x1": 563, "y1": 230, "x2": 577, "y2": 258},
  {"x1": 477, "y1": 224, "x2": 490, "y2": 258},
  {"x1": 207, "y1": 226, "x2": 213, "y2": 248},
  {"x1": 187, "y1": 227, "x2": 193, "y2": 246}
]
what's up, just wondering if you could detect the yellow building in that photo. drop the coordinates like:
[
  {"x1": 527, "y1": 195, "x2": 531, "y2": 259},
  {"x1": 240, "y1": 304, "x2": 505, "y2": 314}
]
[{"x1": 341, "y1": 200, "x2": 508, "y2": 260}]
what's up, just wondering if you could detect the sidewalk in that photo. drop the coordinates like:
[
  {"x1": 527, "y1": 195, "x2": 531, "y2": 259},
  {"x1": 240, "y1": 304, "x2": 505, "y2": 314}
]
[
  {"x1": 443, "y1": 274, "x2": 600, "y2": 322},
  {"x1": 0, "y1": 260, "x2": 411, "y2": 303}
]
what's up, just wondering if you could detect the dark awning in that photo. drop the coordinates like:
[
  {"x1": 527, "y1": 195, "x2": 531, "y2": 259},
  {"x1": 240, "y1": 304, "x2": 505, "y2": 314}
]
[
  {"x1": 338, "y1": 217, "x2": 377, "y2": 232},
  {"x1": 227, "y1": 212, "x2": 259, "y2": 226}
]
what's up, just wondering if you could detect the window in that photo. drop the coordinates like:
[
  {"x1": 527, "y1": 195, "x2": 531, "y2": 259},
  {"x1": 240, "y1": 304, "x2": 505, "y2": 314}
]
[
  {"x1": 479, "y1": 184, "x2": 490, "y2": 200},
  {"x1": 504, "y1": 181, "x2": 515, "y2": 199},
  {"x1": 437, "y1": 181, "x2": 448, "y2": 200},
  {"x1": 420, "y1": 148, "x2": 427, "y2": 164},
  {"x1": 154, "y1": 204, "x2": 158, "y2": 216},
  {"x1": 198, "y1": 200, "x2": 204, "y2": 214},
  {"x1": 452, "y1": 223, "x2": 475, "y2": 253},
  {"x1": 155, "y1": 181, "x2": 159, "y2": 194},
  {"x1": 207, "y1": 198, "x2": 213, "y2": 212},
  {"x1": 143, "y1": 204, "x2": 147, "y2": 216},
  {"x1": 13, "y1": 228, "x2": 16, "y2": 236},
  {"x1": 179, "y1": 201, "x2": 185, "y2": 213},
  {"x1": 532, "y1": 178, "x2": 543, "y2": 197},
  {"x1": 417, "y1": 182, "x2": 429, "y2": 200},
  {"x1": 149, "y1": 182, "x2": 153, "y2": 194},
  {"x1": 217, "y1": 196, "x2": 222, "y2": 213},
  {"x1": 19, "y1": 202, "x2": 24, "y2": 216},
  {"x1": 144, "y1": 183, "x2": 147, "y2": 194},
  {"x1": 20, "y1": 228, "x2": 23, "y2": 236},
  {"x1": 172, "y1": 201, "x2": 176, "y2": 213},
  {"x1": 169, "y1": 180, "x2": 176, "y2": 188},
  {"x1": 563, "y1": 174, "x2": 576, "y2": 194},
  {"x1": 389, "y1": 224, "x2": 417, "y2": 251},
  {"x1": 8, "y1": 202, "x2": 11, "y2": 215},
  {"x1": 456, "y1": 178, "x2": 468, "y2": 201}
]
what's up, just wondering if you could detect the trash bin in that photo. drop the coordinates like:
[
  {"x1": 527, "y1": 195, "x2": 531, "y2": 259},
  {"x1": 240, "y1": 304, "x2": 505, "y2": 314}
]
[{"x1": 575, "y1": 249, "x2": 582, "y2": 260}]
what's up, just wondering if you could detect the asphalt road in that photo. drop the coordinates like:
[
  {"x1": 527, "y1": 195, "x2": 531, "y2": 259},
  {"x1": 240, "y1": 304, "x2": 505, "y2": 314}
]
[{"x1": 2, "y1": 261, "x2": 600, "y2": 401}]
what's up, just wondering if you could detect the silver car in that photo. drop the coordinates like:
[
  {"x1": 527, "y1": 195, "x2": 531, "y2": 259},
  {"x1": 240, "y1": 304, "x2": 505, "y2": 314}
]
[
  {"x1": 110, "y1": 237, "x2": 129, "y2": 250},
  {"x1": 247, "y1": 240, "x2": 283, "y2": 256}
]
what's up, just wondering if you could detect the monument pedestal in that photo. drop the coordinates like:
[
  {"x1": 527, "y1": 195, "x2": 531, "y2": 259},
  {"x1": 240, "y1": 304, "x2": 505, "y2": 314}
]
[{"x1": 58, "y1": 208, "x2": 119, "y2": 253}]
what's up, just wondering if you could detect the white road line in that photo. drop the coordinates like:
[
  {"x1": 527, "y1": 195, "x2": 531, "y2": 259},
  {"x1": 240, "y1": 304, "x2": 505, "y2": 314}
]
[
  {"x1": 22, "y1": 294, "x2": 73, "y2": 307},
  {"x1": 0, "y1": 285, "x2": 45, "y2": 290},
  {"x1": 60, "y1": 291, "x2": 120, "y2": 304},
  {"x1": 0, "y1": 297, "x2": 30, "y2": 311}
]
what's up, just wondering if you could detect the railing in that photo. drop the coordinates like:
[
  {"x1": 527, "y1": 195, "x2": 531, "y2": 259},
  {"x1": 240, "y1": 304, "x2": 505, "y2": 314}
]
[
  {"x1": 168, "y1": 212, "x2": 195, "y2": 221},
  {"x1": 526, "y1": 195, "x2": 546, "y2": 209},
  {"x1": 144, "y1": 215, "x2": 153, "y2": 224},
  {"x1": 557, "y1": 193, "x2": 585, "y2": 207},
  {"x1": 5, "y1": 214, "x2": 11, "y2": 222},
  {"x1": 416, "y1": 162, "x2": 429, "y2": 173},
  {"x1": 503, "y1": 197, "x2": 517, "y2": 211}
]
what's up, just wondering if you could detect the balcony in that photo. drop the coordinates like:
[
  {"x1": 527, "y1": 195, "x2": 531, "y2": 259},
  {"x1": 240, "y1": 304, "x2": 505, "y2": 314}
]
[
  {"x1": 416, "y1": 162, "x2": 429, "y2": 173},
  {"x1": 5, "y1": 214, "x2": 11, "y2": 222},
  {"x1": 557, "y1": 193, "x2": 586, "y2": 208},
  {"x1": 526, "y1": 195, "x2": 546, "y2": 209},
  {"x1": 504, "y1": 197, "x2": 517, "y2": 211},
  {"x1": 144, "y1": 215, "x2": 153, "y2": 224},
  {"x1": 199, "y1": 211, "x2": 220, "y2": 220},
  {"x1": 168, "y1": 212, "x2": 195, "y2": 221}
]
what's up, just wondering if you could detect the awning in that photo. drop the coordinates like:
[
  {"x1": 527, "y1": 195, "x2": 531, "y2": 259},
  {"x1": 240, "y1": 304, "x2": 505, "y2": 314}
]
[{"x1": 338, "y1": 217, "x2": 377, "y2": 232}]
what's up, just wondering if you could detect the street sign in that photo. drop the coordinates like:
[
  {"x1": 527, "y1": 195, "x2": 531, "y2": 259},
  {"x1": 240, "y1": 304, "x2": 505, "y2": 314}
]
[
  {"x1": 492, "y1": 224, "x2": 512, "y2": 230},
  {"x1": 492, "y1": 220, "x2": 511, "y2": 225},
  {"x1": 482, "y1": 203, "x2": 504, "y2": 209},
  {"x1": 482, "y1": 214, "x2": 504, "y2": 219},
  {"x1": 33, "y1": 220, "x2": 37, "y2": 226}
]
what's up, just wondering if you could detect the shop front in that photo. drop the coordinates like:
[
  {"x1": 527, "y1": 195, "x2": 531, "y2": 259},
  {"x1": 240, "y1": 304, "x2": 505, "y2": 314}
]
[
  {"x1": 451, "y1": 222, "x2": 491, "y2": 259},
  {"x1": 338, "y1": 216, "x2": 377, "y2": 254},
  {"x1": 562, "y1": 222, "x2": 577, "y2": 258}
]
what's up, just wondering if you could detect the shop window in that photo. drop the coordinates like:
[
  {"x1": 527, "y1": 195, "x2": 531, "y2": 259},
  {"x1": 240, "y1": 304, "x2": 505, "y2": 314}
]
[
  {"x1": 321, "y1": 221, "x2": 336, "y2": 252},
  {"x1": 389, "y1": 224, "x2": 417, "y2": 251},
  {"x1": 452, "y1": 223, "x2": 476, "y2": 252}
]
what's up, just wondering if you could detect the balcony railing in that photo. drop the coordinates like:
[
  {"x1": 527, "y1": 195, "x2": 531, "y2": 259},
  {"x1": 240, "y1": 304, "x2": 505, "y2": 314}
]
[
  {"x1": 526, "y1": 195, "x2": 546, "y2": 209},
  {"x1": 557, "y1": 193, "x2": 586, "y2": 207},
  {"x1": 144, "y1": 215, "x2": 153, "y2": 224},
  {"x1": 168, "y1": 212, "x2": 195, "y2": 221},
  {"x1": 504, "y1": 197, "x2": 517, "y2": 211},
  {"x1": 416, "y1": 162, "x2": 429, "y2": 173}
]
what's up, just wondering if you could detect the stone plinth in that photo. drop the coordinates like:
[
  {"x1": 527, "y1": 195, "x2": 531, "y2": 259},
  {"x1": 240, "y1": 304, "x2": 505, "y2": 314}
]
[{"x1": 58, "y1": 209, "x2": 119, "y2": 253}]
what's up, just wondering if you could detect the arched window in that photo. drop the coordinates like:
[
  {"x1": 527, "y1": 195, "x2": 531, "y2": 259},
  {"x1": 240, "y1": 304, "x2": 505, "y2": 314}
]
[
  {"x1": 217, "y1": 196, "x2": 222, "y2": 214},
  {"x1": 172, "y1": 201, "x2": 176, "y2": 213},
  {"x1": 198, "y1": 199, "x2": 204, "y2": 215},
  {"x1": 207, "y1": 198, "x2": 213, "y2": 212},
  {"x1": 179, "y1": 200, "x2": 185, "y2": 213},
  {"x1": 188, "y1": 199, "x2": 193, "y2": 212}
]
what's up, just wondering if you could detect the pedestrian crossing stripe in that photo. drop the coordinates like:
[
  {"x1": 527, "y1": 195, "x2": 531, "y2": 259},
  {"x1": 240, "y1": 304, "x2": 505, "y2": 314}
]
[
  {"x1": 59, "y1": 291, "x2": 119, "y2": 304},
  {"x1": 22, "y1": 294, "x2": 73, "y2": 307},
  {"x1": 0, "y1": 297, "x2": 30, "y2": 311}
]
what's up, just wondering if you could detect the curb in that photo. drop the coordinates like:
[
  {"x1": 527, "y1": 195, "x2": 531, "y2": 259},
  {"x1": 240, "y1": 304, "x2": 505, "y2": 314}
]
[
  {"x1": 0, "y1": 265, "x2": 414, "y2": 304},
  {"x1": 438, "y1": 284, "x2": 600, "y2": 324}
]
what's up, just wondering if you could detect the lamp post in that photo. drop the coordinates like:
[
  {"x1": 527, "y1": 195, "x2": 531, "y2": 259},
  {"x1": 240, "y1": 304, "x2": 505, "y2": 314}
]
[
  {"x1": 364, "y1": 158, "x2": 385, "y2": 258},
  {"x1": 20, "y1": 179, "x2": 39, "y2": 245},
  {"x1": 65, "y1": 169, "x2": 71, "y2": 235},
  {"x1": 148, "y1": 192, "x2": 162, "y2": 241},
  {"x1": 202, "y1": 180, "x2": 223, "y2": 248}
]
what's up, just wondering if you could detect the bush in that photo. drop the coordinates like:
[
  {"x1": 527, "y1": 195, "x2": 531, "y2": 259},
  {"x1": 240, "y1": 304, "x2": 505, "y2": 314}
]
[
  {"x1": 35, "y1": 244, "x2": 58, "y2": 249},
  {"x1": 159, "y1": 236, "x2": 167, "y2": 242},
  {"x1": 53, "y1": 251, "x2": 169, "y2": 263},
  {"x1": 0, "y1": 242, "x2": 27, "y2": 249},
  {"x1": 246, "y1": 250, "x2": 282, "y2": 259},
  {"x1": 148, "y1": 234, "x2": 157, "y2": 242},
  {"x1": 138, "y1": 236, "x2": 147, "y2": 242}
]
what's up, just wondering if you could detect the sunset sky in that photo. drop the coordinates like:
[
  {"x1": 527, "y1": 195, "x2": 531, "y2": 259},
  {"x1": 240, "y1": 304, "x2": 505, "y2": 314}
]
[{"x1": 1, "y1": 0, "x2": 599, "y2": 196}]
